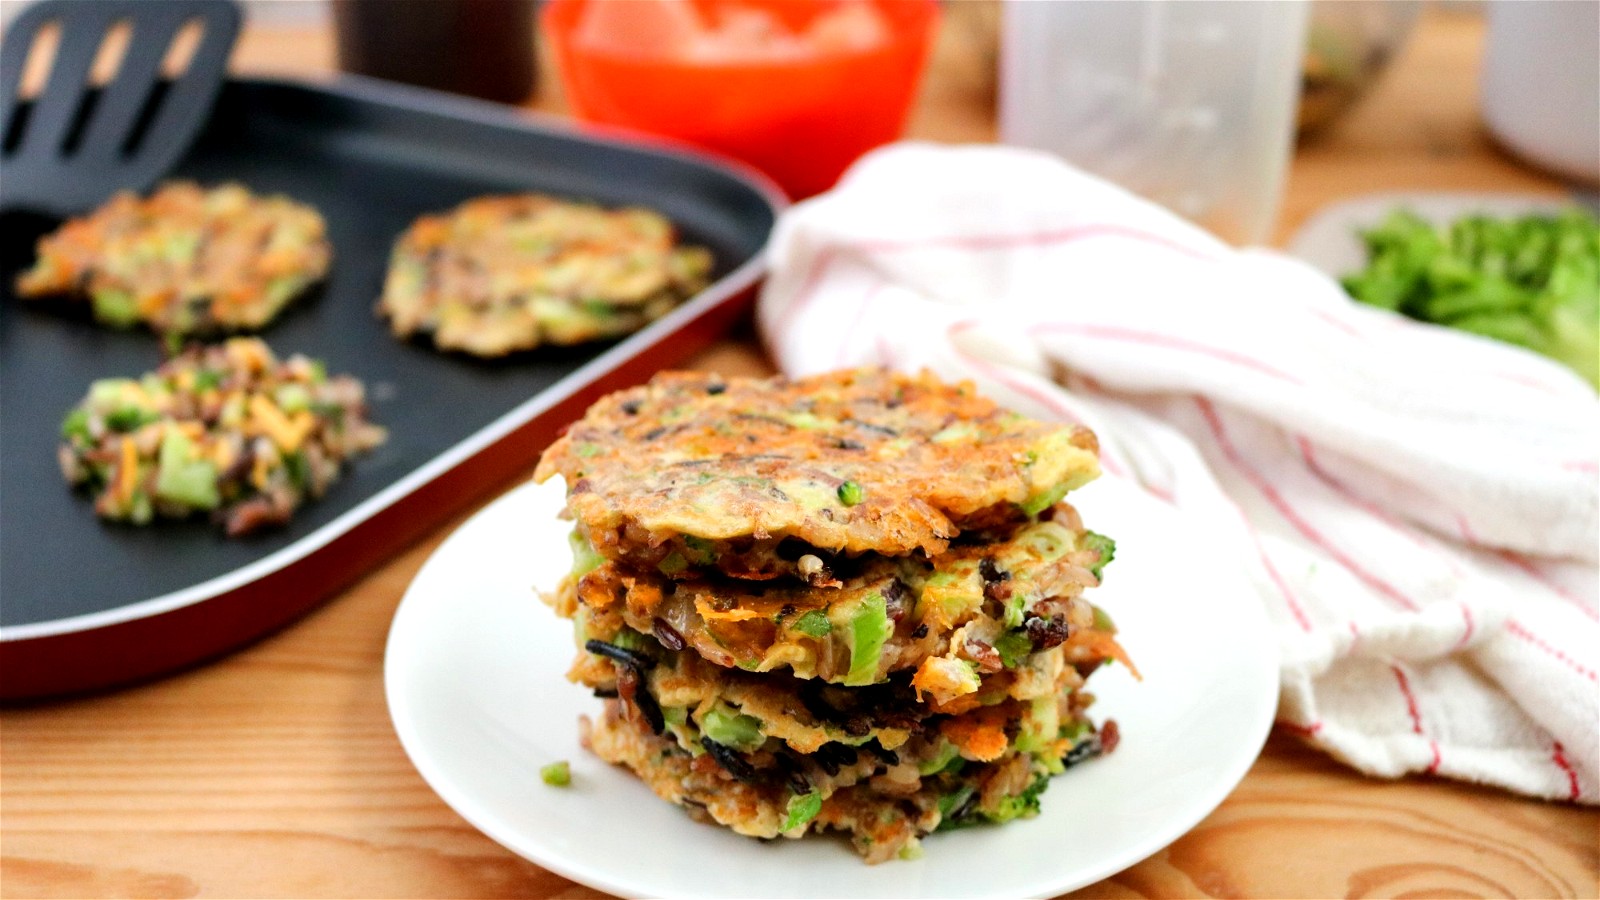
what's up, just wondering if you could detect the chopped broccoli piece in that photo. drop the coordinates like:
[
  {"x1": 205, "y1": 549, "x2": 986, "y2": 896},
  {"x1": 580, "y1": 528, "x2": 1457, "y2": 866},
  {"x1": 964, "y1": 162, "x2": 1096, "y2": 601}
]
[
  {"x1": 986, "y1": 775, "x2": 1051, "y2": 824},
  {"x1": 154, "y1": 429, "x2": 220, "y2": 509},
  {"x1": 104, "y1": 406, "x2": 159, "y2": 433},
  {"x1": 60, "y1": 408, "x2": 91, "y2": 443},
  {"x1": 657, "y1": 550, "x2": 689, "y2": 576},
  {"x1": 791, "y1": 609, "x2": 832, "y2": 638},
  {"x1": 1019, "y1": 481, "x2": 1071, "y2": 516},
  {"x1": 91, "y1": 289, "x2": 139, "y2": 327},
  {"x1": 935, "y1": 785, "x2": 977, "y2": 830},
  {"x1": 841, "y1": 591, "x2": 889, "y2": 686},
  {"x1": 917, "y1": 740, "x2": 961, "y2": 775},
  {"x1": 994, "y1": 630, "x2": 1034, "y2": 668},
  {"x1": 567, "y1": 529, "x2": 605, "y2": 578},
  {"x1": 1082, "y1": 531, "x2": 1116, "y2": 579},
  {"x1": 782, "y1": 790, "x2": 823, "y2": 832},
  {"x1": 701, "y1": 707, "x2": 764, "y2": 751}
]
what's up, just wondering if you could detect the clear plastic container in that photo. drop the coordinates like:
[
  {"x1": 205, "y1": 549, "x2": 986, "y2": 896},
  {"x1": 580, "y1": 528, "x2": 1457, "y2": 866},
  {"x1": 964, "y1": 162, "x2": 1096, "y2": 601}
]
[{"x1": 999, "y1": 0, "x2": 1309, "y2": 245}]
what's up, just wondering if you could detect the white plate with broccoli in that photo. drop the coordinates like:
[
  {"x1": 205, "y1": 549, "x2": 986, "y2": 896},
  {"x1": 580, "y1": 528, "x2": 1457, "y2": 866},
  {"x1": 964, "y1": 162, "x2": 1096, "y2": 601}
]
[
  {"x1": 1288, "y1": 191, "x2": 1598, "y2": 390},
  {"x1": 384, "y1": 474, "x2": 1278, "y2": 899}
]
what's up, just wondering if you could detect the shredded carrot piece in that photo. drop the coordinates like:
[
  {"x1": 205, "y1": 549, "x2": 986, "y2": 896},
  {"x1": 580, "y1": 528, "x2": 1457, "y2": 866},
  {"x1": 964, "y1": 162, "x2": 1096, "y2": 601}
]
[
  {"x1": 115, "y1": 436, "x2": 139, "y2": 504},
  {"x1": 1075, "y1": 630, "x2": 1142, "y2": 681},
  {"x1": 693, "y1": 596, "x2": 764, "y2": 622},
  {"x1": 927, "y1": 693, "x2": 985, "y2": 716},
  {"x1": 211, "y1": 439, "x2": 236, "y2": 472},
  {"x1": 249, "y1": 394, "x2": 313, "y2": 452},
  {"x1": 940, "y1": 706, "x2": 1010, "y2": 762},
  {"x1": 250, "y1": 451, "x2": 274, "y2": 490}
]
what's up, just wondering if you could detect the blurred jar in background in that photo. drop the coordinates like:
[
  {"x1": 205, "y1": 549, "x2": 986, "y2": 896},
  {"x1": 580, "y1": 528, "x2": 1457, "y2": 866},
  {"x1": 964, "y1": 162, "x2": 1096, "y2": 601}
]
[
  {"x1": 1298, "y1": 0, "x2": 1421, "y2": 137},
  {"x1": 334, "y1": 0, "x2": 538, "y2": 105},
  {"x1": 543, "y1": 0, "x2": 940, "y2": 199},
  {"x1": 1480, "y1": 0, "x2": 1599, "y2": 185},
  {"x1": 1000, "y1": 1, "x2": 1309, "y2": 245}
]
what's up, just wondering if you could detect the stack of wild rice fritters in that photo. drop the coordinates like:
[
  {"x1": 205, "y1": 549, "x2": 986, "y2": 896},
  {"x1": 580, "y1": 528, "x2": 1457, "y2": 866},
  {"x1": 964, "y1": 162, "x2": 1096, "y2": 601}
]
[{"x1": 536, "y1": 369, "x2": 1132, "y2": 863}]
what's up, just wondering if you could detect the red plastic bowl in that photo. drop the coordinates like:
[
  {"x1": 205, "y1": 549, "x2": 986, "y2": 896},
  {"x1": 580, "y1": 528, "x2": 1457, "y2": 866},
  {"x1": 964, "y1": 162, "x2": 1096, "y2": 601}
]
[{"x1": 544, "y1": 0, "x2": 940, "y2": 199}]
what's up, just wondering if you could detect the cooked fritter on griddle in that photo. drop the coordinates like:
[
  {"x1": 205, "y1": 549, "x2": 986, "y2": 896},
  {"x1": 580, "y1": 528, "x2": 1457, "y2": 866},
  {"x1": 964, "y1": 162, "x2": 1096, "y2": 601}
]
[
  {"x1": 57, "y1": 337, "x2": 386, "y2": 535},
  {"x1": 15, "y1": 181, "x2": 330, "y2": 335},
  {"x1": 377, "y1": 194, "x2": 714, "y2": 357},
  {"x1": 535, "y1": 369, "x2": 1101, "y2": 578},
  {"x1": 564, "y1": 504, "x2": 1118, "y2": 687}
]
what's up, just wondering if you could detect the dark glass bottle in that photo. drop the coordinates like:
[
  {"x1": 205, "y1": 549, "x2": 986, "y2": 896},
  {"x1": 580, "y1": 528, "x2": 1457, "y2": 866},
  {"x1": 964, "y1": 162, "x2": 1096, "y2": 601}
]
[{"x1": 333, "y1": 0, "x2": 538, "y2": 105}]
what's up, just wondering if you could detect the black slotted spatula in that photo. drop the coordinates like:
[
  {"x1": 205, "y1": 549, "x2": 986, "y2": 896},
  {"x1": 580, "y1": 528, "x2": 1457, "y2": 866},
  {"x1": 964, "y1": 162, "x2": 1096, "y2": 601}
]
[{"x1": 0, "y1": 0, "x2": 240, "y2": 216}]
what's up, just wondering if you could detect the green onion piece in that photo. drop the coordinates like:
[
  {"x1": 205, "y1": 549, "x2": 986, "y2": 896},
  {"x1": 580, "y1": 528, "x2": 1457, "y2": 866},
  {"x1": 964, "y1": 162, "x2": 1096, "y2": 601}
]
[
  {"x1": 837, "y1": 480, "x2": 864, "y2": 506},
  {"x1": 540, "y1": 761, "x2": 571, "y2": 786}
]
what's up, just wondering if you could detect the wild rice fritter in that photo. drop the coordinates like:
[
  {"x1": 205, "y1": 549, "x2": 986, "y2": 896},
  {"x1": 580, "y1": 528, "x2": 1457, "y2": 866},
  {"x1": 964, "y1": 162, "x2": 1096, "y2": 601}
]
[
  {"x1": 556, "y1": 575, "x2": 1128, "y2": 757},
  {"x1": 535, "y1": 369, "x2": 1102, "y2": 581},
  {"x1": 571, "y1": 622, "x2": 1123, "y2": 863},
  {"x1": 15, "y1": 181, "x2": 330, "y2": 335},
  {"x1": 58, "y1": 338, "x2": 385, "y2": 535},
  {"x1": 377, "y1": 194, "x2": 714, "y2": 357},
  {"x1": 565, "y1": 502, "x2": 1119, "y2": 688}
]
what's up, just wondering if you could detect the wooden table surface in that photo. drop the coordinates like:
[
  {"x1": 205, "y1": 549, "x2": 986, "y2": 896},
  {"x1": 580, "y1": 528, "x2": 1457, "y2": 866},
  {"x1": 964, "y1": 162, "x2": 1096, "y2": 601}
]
[{"x1": 3, "y1": 8, "x2": 1595, "y2": 899}]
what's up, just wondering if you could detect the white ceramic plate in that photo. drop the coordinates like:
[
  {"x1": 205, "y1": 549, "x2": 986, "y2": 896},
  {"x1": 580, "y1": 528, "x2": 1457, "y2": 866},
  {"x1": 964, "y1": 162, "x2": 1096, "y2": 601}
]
[
  {"x1": 386, "y1": 475, "x2": 1278, "y2": 899},
  {"x1": 1287, "y1": 191, "x2": 1577, "y2": 277}
]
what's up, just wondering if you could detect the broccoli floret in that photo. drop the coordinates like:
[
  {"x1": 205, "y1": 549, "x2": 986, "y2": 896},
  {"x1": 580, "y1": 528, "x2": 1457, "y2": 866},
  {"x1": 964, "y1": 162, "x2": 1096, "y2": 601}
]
[{"x1": 1082, "y1": 531, "x2": 1116, "y2": 579}]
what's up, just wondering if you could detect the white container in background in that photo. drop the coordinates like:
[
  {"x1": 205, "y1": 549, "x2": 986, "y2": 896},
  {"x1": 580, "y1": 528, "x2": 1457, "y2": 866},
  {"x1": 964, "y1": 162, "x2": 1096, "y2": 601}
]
[
  {"x1": 1481, "y1": 0, "x2": 1600, "y2": 185},
  {"x1": 1000, "y1": 0, "x2": 1309, "y2": 245}
]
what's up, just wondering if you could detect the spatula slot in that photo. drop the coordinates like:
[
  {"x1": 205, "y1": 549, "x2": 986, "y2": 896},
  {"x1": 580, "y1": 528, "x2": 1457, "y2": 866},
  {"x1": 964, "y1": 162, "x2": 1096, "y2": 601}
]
[
  {"x1": 119, "y1": 79, "x2": 172, "y2": 158},
  {"x1": 13, "y1": 19, "x2": 62, "y2": 101},
  {"x1": 161, "y1": 18, "x2": 206, "y2": 79}
]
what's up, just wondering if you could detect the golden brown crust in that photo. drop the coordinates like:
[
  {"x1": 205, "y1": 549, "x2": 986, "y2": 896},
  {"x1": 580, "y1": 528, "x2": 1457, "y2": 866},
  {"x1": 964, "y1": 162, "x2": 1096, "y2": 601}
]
[{"x1": 536, "y1": 369, "x2": 1100, "y2": 572}]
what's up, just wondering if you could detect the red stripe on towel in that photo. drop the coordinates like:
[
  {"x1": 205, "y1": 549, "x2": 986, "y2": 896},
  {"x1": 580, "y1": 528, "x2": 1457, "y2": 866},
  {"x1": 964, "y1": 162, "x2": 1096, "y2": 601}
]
[
  {"x1": 1551, "y1": 742, "x2": 1582, "y2": 802},
  {"x1": 1198, "y1": 399, "x2": 1420, "y2": 611},
  {"x1": 1036, "y1": 323, "x2": 1304, "y2": 385},
  {"x1": 1391, "y1": 664, "x2": 1442, "y2": 774},
  {"x1": 1506, "y1": 620, "x2": 1599, "y2": 682},
  {"x1": 1499, "y1": 551, "x2": 1599, "y2": 622}
]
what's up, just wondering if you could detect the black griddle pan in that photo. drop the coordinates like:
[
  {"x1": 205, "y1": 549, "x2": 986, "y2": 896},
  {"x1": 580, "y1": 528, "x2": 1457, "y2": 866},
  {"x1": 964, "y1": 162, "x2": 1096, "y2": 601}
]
[{"x1": 0, "y1": 76, "x2": 782, "y2": 699}]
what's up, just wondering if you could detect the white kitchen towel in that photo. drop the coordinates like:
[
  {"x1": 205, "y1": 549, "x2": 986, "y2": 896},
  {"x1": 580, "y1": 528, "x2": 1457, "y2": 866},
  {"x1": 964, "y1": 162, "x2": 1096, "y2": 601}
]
[{"x1": 757, "y1": 143, "x2": 1599, "y2": 803}]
